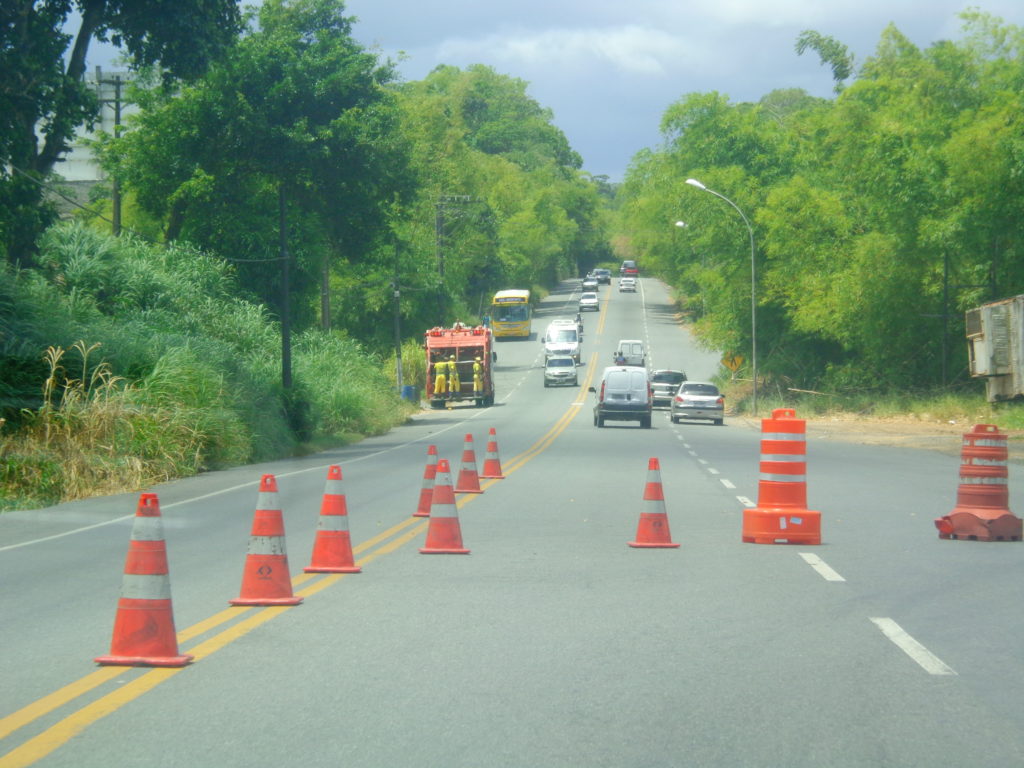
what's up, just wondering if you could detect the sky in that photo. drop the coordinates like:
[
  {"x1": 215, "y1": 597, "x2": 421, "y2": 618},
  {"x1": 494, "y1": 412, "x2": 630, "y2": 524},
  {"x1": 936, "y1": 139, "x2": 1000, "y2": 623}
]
[
  {"x1": 80, "y1": 1, "x2": 1024, "y2": 182},
  {"x1": 337, "y1": 0, "x2": 1024, "y2": 181}
]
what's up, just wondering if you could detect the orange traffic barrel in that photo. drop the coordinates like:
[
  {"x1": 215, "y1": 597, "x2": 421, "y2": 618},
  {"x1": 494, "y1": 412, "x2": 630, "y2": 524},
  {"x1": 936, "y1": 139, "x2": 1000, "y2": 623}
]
[
  {"x1": 742, "y1": 408, "x2": 821, "y2": 545},
  {"x1": 934, "y1": 424, "x2": 1022, "y2": 541}
]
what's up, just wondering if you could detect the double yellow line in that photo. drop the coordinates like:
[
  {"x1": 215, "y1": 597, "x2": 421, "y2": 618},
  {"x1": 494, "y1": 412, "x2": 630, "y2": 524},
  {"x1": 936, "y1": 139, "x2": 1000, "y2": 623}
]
[{"x1": 0, "y1": 349, "x2": 601, "y2": 768}]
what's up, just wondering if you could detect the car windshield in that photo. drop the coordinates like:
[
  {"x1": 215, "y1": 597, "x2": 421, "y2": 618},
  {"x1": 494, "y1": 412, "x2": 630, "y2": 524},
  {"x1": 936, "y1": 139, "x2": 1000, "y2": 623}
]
[
  {"x1": 547, "y1": 358, "x2": 574, "y2": 369},
  {"x1": 581, "y1": 292, "x2": 596, "y2": 299},
  {"x1": 681, "y1": 383, "x2": 719, "y2": 396},
  {"x1": 549, "y1": 329, "x2": 577, "y2": 342},
  {"x1": 652, "y1": 372, "x2": 685, "y2": 385}
]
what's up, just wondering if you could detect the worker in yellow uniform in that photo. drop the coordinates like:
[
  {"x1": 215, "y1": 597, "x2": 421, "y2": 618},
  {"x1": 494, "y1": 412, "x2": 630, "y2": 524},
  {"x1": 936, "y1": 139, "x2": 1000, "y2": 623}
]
[
  {"x1": 432, "y1": 356, "x2": 447, "y2": 397},
  {"x1": 447, "y1": 355, "x2": 460, "y2": 397},
  {"x1": 473, "y1": 357, "x2": 483, "y2": 398}
]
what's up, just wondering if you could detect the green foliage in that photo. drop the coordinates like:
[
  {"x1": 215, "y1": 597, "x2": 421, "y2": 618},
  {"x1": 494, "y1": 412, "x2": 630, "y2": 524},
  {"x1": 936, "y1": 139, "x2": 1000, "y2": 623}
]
[
  {"x1": 616, "y1": 11, "x2": 1024, "y2": 402},
  {"x1": 0, "y1": 223, "x2": 414, "y2": 509},
  {"x1": 0, "y1": 0, "x2": 242, "y2": 266}
]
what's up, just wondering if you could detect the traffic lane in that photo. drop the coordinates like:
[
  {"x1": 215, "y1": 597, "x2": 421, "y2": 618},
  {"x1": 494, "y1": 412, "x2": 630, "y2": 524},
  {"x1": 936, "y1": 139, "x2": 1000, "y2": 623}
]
[
  {"x1": 666, "y1": 414, "x2": 1024, "y2": 725},
  {"x1": 36, "y1": 413, "x2": 1023, "y2": 767},
  {"x1": 638, "y1": 277, "x2": 722, "y2": 382},
  {"x1": 0, "y1": 336, "x2": 586, "y2": 733}
]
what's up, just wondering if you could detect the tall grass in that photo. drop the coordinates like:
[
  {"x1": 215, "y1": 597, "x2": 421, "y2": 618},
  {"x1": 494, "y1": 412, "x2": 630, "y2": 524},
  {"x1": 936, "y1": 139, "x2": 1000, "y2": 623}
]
[{"x1": 0, "y1": 223, "x2": 419, "y2": 510}]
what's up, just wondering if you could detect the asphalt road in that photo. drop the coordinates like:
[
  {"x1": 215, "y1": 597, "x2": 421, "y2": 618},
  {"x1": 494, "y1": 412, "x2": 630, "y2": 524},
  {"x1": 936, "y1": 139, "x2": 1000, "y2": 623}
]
[{"x1": 2, "y1": 276, "x2": 1023, "y2": 767}]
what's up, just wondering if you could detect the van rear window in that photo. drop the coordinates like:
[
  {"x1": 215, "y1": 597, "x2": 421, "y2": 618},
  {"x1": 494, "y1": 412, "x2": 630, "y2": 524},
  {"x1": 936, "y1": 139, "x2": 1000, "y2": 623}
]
[{"x1": 607, "y1": 370, "x2": 647, "y2": 389}]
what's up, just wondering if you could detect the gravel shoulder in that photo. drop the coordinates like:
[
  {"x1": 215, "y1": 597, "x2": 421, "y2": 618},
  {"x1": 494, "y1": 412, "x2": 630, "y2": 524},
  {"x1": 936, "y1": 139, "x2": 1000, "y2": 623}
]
[{"x1": 735, "y1": 412, "x2": 1024, "y2": 461}]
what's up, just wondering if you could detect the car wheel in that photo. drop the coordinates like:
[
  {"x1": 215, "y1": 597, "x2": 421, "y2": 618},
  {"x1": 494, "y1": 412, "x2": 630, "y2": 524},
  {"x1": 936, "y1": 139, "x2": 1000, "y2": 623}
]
[
  {"x1": 544, "y1": 380, "x2": 549, "y2": 388},
  {"x1": 596, "y1": 415, "x2": 605, "y2": 428},
  {"x1": 714, "y1": 418, "x2": 724, "y2": 426},
  {"x1": 641, "y1": 415, "x2": 651, "y2": 429}
]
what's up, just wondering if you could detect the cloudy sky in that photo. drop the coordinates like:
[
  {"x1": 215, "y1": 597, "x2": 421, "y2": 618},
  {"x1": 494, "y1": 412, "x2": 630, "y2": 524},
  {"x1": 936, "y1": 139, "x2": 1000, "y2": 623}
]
[{"x1": 341, "y1": 0, "x2": 1024, "y2": 180}]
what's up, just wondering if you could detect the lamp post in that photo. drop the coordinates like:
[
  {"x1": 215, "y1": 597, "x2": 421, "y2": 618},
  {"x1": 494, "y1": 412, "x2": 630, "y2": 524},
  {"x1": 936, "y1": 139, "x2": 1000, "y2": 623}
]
[{"x1": 685, "y1": 178, "x2": 757, "y2": 416}]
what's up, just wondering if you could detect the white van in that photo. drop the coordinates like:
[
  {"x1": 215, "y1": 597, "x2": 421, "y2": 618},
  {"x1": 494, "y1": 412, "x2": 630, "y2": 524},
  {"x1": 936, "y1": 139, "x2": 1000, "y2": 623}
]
[
  {"x1": 589, "y1": 365, "x2": 652, "y2": 428},
  {"x1": 613, "y1": 339, "x2": 645, "y2": 367},
  {"x1": 543, "y1": 320, "x2": 581, "y2": 364}
]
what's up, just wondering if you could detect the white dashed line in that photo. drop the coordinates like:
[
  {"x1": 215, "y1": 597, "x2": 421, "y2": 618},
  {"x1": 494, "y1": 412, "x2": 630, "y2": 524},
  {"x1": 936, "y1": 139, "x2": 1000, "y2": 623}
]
[
  {"x1": 698, "y1": 459, "x2": 709, "y2": 465},
  {"x1": 707, "y1": 468, "x2": 720, "y2": 475},
  {"x1": 799, "y1": 553, "x2": 846, "y2": 582},
  {"x1": 870, "y1": 618, "x2": 957, "y2": 676},
  {"x1": 737, "y1": 496, "x2": 755, "y2": 508},
  {"x1": 720, "y1": 479, "x2": 736, "y2": 489}
]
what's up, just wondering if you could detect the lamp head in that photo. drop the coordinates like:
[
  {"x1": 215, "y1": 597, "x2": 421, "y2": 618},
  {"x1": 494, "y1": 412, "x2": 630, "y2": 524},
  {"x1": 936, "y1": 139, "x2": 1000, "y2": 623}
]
[{"x1": 685, "y1": 178, "x2": 706, "y2": 191}]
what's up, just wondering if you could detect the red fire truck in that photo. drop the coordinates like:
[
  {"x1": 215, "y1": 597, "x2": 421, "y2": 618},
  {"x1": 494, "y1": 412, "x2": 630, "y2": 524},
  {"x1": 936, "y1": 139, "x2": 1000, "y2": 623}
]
[{"x1": 424, "y1": 324, "x2": 496, "y2": 409}]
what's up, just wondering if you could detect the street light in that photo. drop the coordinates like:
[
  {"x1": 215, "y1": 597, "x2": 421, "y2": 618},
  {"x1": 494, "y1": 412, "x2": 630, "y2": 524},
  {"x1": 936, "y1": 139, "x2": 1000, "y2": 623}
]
[{"x1": 685, "y1": 178, "x2": 758, "y2": 416}]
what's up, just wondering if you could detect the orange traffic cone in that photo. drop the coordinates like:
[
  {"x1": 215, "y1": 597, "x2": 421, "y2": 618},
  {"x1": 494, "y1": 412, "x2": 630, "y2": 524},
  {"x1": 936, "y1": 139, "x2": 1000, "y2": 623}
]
[
  {"x1": 304, "y1": 465, "x2": 361, "y2": 573},
  {"x1": 480, "y1": 427, "x2": 505, "y2": 479},
  {"x1": 230, "y1": 474, "x2": 303, "y2": 606},
  {"x1": 629, "y1": 458, "x2": 680, "y2": 548},
  {"x1": 742, "y1": 408, "x2": 821, "y2": 545},
  {"x1": 414, "y1": 444, "x2": 438, "y2": 518},
  {"x1": 935, "y1": 424, "x2": 1023, "y2": 541},
  {"x1": 454, "y1": 433, "x2": 483, "y2": 493},
  {"x1": 95, "y1": 493, "x2": 193, "y2": 667},
  {"x1": 420, "y1": 459, "x2": 470, "y2": 554}
]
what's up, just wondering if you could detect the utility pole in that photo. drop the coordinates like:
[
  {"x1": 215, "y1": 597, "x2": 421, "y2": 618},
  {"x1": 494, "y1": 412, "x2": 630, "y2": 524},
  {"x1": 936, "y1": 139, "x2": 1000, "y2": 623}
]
[
  {"x1": 279, "y1": 185, "x2": 292, "y2": 390},
  {"x1": 393, "y1": 236, "x2": 404, "y2": 392},
  {"x1": 434, "y1": 195, "x2": 481, "y2": 324},
  {"x1": 95, "y1": 68, "x2": 126, "y2": 235}
]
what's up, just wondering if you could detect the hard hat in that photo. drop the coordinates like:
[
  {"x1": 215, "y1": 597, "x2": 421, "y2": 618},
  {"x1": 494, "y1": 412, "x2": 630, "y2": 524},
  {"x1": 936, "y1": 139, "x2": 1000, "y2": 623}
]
[
  {"x1": 475, "y1": 357, "x2": 481, "y2": 361},
  {"x1": 449, "y1": 355, "x2": 455, "y2": 360}
]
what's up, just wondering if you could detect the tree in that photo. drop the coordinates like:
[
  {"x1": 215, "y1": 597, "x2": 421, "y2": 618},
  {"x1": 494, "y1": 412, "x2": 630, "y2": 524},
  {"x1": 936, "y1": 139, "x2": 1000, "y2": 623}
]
[{"x1": 0, "y1": 0, "x2": 243, "y2": 266}]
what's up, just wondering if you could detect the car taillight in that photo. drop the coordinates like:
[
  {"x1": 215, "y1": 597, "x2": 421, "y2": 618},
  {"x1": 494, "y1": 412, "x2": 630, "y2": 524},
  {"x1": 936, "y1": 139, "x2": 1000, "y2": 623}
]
[
  {"x1": 599, "y1": 381, "x2": 606, "y2": 401},
  {"x1": 716, "y1": 396, "x2": 724, "y2": 404},
  {"x1": 674, "y1": 394, "x2": 684, "y2": 403}
]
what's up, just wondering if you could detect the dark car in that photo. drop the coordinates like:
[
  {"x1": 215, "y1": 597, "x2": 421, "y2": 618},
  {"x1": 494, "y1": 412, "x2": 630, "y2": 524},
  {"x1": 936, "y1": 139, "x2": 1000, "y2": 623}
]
[
  {"x1": 593, "y1": 268, "x2": 612, "y2": 284},
  {"x1": 670, "y1": 381, "x2": 725, "y2": 425},
  {"x1": 649, "y1": 369, "x2": 687, "y2": 407},
  {"x1": 619, "y1": 259, "x2": 638, "y2": 277}
]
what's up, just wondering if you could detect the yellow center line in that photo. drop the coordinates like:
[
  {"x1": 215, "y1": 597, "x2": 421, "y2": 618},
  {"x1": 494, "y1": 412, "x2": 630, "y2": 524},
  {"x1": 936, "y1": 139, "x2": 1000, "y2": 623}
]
[{"x1": 0, "y1": 349, "x2": 596, "y2": 766}]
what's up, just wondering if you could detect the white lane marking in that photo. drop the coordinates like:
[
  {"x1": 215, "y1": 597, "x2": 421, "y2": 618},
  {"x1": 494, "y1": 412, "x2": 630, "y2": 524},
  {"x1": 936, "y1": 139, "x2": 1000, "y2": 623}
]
[
  {"x1": 870, "y1": 618, "x2": 957, "y2": 676},
  {"x1": 799, "y1": 553, "x2": 846, "y2": 582},
  {"x1": 698, "y1": 459, "x2": 709, "y2": 465},
  {"x1": 707, "y1": 468, "x2": 720, "y2": 475},
  {"x1": 682, "y1": 443, "x2": 691, "y2": 449},
  {"x1": 737, "y1": 496, "x2": 755, "y2": 508},
  {"x1": 720, "y1": 479, "x2": 736, "y2": 489},
  {"x1": 688, "y1": 450, "x2": 697, "y2": 457}
]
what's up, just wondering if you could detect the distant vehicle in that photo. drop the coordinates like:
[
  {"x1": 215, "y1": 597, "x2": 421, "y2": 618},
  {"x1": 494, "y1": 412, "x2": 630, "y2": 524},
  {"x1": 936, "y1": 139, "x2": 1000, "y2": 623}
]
[
  {"x1": 579, "y1": 291, "x2": 599, "y2": 311},
  {"x1": 543, "y1": 320, "x2": 581, "y2": 364},
  {"x1": 619, "y1": 277, "x2": 637, "y2": 293},
  {"x1": 543, "y1": 355, "x2": 578, "y2": 387},
  {"x1": 614, "y1": 339, "x2": 645, "y2": 367},
  {"x1": 582, "y1": 275, "x2": 599, "y2": 291},
  {"x1": 589, "y1": 366, "x2": 652, "y2": 428},
  {"x1": 593, "y1": 268, "x2": 612, "y2": 284},
  {"x1": 670, "y1": 381, "x2": 725, "y2": 425},
  {"x1": 620, "y1": 260, "x2": 638, "y2": 277},
  {"x1": 424, "y1": 324, "x2": 495, "y2": 409},
  {"x1": 649, "y1": 370, "x2": 688, "y2": 407},
  {"x1": 490, "y1": 289, "x2": 531, "y2": 339}
]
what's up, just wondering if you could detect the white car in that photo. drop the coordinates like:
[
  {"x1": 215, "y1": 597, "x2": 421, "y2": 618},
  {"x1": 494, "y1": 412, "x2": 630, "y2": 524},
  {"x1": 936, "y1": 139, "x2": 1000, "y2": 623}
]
[
  {"x1": 619, "y1": 277, "x2": 637, "y2": 293},
  {"x1": 579, "y1": 291, "x2": 599, "y2": 311},
  {"x1": 543, "y1": 355, "x2": 578, "y2": 387}
]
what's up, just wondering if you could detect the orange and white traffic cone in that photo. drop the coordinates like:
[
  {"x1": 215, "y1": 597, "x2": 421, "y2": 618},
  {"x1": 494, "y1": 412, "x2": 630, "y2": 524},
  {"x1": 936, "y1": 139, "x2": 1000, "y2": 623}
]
[
  {"x1": 454, "y1": 433, "x2": 483, "y2": 493},
  {"x1": 935, "y1": 424, "x2": 1023, "y2": 541},
  {"x1": 742, "y1": 408, "x2": 821, "y2": 545},
  {"x1": 414, "y1": 445, "x2": 438, "y2": 518},
  {"x1": 95, "y1": 493, "x2": 193, "y2": 667},
  {"x1": 420, "y1": 459, "x2": 470, "y2": 554},
  {"x1": 230, "y1": 474, "x2": 303, "y2": 606},
  {"x1": 304, "y1": 465, "x2": 361, "y2": 573},
  {"x1": 480, "y1": 427, "x2": 505, "y2": 479},
  {"x1": 629, "y1": 458, "x2": 680, "y2": 548}
]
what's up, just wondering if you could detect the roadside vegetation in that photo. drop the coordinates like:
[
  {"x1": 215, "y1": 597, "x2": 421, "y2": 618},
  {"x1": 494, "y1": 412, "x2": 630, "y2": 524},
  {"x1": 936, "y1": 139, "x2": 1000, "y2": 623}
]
[{"x1": 615, "y1": 11, "x2": 1024, "y2": 408}]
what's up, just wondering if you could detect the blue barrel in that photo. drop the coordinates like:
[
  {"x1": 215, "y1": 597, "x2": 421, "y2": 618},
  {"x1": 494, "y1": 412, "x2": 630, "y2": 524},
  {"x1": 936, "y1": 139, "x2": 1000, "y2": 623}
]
[{"x1": 401, "y1": 385, "x2": 419, "y2": 403}]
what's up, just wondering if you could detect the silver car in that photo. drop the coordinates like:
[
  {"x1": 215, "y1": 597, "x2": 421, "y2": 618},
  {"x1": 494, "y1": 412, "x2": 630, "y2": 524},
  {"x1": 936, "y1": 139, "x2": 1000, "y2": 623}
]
[
  {"x1": 649, "y1": 370, "x2": 687, "y2": 407},
  {"x1": 670, "y1": 381, "x2": 724, "y2": 425},
  {"x1": 579, "y1": 291, "x2": 599, "y2": 311},
  {"x1": 544, "y1": 355, "x2": 578, "y2": 387}
]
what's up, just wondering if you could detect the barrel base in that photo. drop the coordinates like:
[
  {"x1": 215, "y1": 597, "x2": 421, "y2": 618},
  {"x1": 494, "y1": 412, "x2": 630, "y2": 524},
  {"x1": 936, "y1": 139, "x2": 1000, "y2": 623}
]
[{"x1": 742, "y1": 508, "x2": 821, "y2": 545}]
